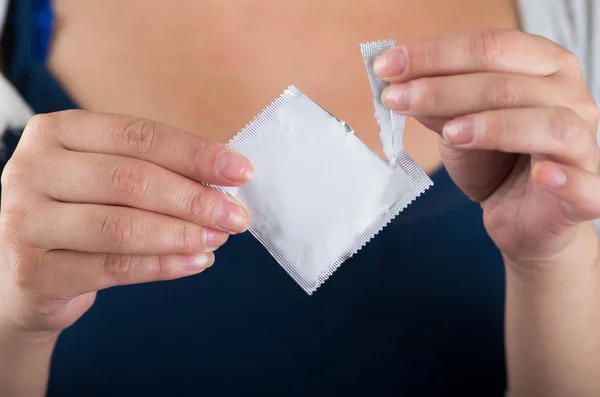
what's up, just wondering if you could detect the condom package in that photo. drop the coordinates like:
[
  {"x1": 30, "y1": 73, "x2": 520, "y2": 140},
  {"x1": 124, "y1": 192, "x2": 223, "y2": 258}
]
[{"x1": 217, "y1": 40, "x2": 432, "y2": 294}]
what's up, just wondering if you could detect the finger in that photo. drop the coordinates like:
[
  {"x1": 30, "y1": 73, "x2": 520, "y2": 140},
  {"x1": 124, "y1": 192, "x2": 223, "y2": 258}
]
[
  {"x1": 42, "y1": 152, "x2": 250, "y2": 234},
  {"x1": 532, "y1": 161, "x2": 600, "y2": 224},
  {"x1": 34, "y1": 250, "x2": 215, "y2": 297},
  {"x1": 382, "y1": 73, "x2": 579, "y2": 119},
  {"x1": 24, "y1": 111, "x2": 253, "y2": 186},
  {"x1": 414, "y1": 116, "x2": 449, "y2": 133},
  {"x1": 374, "y1": 29, "x2": 577, "y2": 82},
  {"x1": 440, "y1": 107, "x2": 598, "y2": 171},
  {"x1": 25, "y1": 202, "x2": 228, "y2": 254}
]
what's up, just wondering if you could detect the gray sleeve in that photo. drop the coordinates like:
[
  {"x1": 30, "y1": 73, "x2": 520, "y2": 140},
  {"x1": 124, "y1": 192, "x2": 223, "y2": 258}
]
[{"x1": 518, "y1": 0, "x2": 600, "y2": 106}]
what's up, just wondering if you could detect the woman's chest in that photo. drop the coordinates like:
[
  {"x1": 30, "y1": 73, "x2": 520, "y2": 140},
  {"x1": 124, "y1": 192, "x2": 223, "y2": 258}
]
[
  {"x1": 47, "y1": 172, "x2": 507, "y2": 395},
  {"x1": 49, "y1": 0, "x2": 519, "y2": 172}
]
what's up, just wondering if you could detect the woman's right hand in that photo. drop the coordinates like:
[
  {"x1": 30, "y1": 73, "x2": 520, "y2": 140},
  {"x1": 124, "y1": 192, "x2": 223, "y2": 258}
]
[{"x1": 0, "y1": 110, "x2": 253, "y2": 336}]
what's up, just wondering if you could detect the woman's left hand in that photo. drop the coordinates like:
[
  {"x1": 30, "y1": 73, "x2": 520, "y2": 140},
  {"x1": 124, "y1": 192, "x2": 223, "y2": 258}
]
[{"x1": 375, "y1": 29, "x2": 600, "y2": 267}]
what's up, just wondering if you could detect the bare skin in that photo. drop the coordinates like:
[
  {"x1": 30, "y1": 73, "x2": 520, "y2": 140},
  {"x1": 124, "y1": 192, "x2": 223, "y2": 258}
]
[
  {"x1": 2, "y1": 1, "x2": 600, "y2": 397},
  {"x1": 48, "y1": 0, "x2": 520, "y2": 173}
]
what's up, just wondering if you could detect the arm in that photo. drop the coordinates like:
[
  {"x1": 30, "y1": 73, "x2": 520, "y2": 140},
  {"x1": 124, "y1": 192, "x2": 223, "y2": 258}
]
[
  {"x1": 0, "y1": 321, "x2": 57, "y2": 397},
  {"x1": 505, "y1": 225, "x2": 600, "y2": 396},
  {"x1": 373, "y1": 28, "x2": 600, "y2": 396}
]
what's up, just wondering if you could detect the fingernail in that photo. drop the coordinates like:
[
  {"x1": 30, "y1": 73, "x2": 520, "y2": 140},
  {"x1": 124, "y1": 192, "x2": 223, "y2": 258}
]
[
  {"x1": 202, "y1": 228, "x2": 228, "y2": 249},
  {"x1": 382, "y1": 84, "x2": 411, "y2": 112},
  {"x1": 216, "y1": 151, "x2": 254, "y2": 184},
  {"x1": 534, "y1": 163, "x2": 567, "y2": 190},
  {"x1": 184, "y1": 253, "x2": 215, "y2": 272},
  {"x1": 443, "y1": 119, "x2": 474, "y2": 145},
  {"x1": 374, "y1": 47, "x2": 407, "y2": 78},
  {"x1": 214, "y1": 199, "x2": 250, "y2": 234}
]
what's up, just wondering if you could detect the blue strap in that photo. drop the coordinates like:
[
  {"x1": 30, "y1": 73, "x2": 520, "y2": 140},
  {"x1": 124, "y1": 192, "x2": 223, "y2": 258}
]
[
  {"x1": 33, "y1": 0, "x2": 53, "y2": 61},
  {"x1": 5, "y1": 0, "x2": 77, "y2": 114}
]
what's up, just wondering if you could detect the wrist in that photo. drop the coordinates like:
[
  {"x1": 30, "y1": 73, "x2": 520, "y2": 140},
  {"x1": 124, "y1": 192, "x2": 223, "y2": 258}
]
[
  {"x1": 504, "y1": 222, "x2": 600, "y2": 294},
  {"x1": 0, "y1": 310, "x2": 60, "y2": 350},
  {"x1": 0, "y1": 311, "x2": 58, "y2": 397},
  {"x1": 504, "y1": 221, "x2": 600, "y2": 273}
]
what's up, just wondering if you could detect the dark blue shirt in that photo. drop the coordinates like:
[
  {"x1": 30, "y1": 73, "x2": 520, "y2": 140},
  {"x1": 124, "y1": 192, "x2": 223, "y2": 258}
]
[{"x1": 2, "y1": 1, "x2": 507, "y2": 395}]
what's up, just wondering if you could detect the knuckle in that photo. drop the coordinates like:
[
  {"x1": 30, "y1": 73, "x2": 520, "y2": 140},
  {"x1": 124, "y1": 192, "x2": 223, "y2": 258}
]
[
  {"x1": 559, "y1": 48, "x2": 582, "y2": 72},
  {"x1": 549, "y1": 107, "x2": 582, "y2": 143},
  {"x1": 0, "y1": 158, "x2": 24, "y2": 189},
  {"x1": 10, "y1": 247, "x2": 41, "y2": 290},
  {"x1": 417, "y1": 42, "x2": 438, "y2": 71},
  {"x1": 115, "y1": 119, "x2": 159, "y2": 156},
  {"x1": 547, "y1": 107, "x2": 593, "y2": 163},
  {"x1": 475, "y1": 113, "x2": 501, "y2": 143},
  {"x1": 0, "y1": 204, "x2": 21, "y2": 235},
  {"x1": 109, "y1": 161, "x2": 151, "y2": 202},
  {"x1": 188, "y1": 137, "x2": 215, "y2": 176},
  {"x1": 22, "y1": 113, "x2": 57, "y2": 142},
  {"x1": 0, "y1": 208, "x2": 22, "y2": 239},
  {"x1": 1, "y1": 151, "x2": 44, "y2": 194},
  {"x1": 99, "y1": 212, "x2": 138, "y2": 248},
  {"x1": 0, "y1": 199, "x2": 36, "y2": 245},
  {"x1": 155, "y1": 255, "x2": 180, "y2": 280},
  {"x1": 414, "y1": 81, "x2": 439, "y2": 112},
  {"x1": 186, "y1": 190, "x2": 211, "y2": 220},
  {"x1": 177, "y1": 223, "x2": 203, "y2": 251},
  {"x1": 475, "y1": 30, "x2": 505, "y2": 67},
  {"x1": 103, "y1": 254, "x2": 140, "y2": 282},
  {"x1": 489, "y1": 75, "x2": 520, "y2": 108}
]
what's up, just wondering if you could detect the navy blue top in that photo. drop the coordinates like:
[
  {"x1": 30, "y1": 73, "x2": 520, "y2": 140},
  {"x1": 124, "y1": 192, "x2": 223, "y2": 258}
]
[{"x1": 3, "y1": 1, "x2": 507, "y2": 395}]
